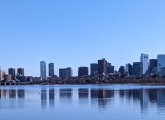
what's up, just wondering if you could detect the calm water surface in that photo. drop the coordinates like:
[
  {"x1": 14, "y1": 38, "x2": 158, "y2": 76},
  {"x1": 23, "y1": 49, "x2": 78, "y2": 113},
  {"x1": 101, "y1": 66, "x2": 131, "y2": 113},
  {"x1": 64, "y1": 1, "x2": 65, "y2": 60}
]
[{"x1": 0, "y1": 85, "x2": 165, "y2": 120}]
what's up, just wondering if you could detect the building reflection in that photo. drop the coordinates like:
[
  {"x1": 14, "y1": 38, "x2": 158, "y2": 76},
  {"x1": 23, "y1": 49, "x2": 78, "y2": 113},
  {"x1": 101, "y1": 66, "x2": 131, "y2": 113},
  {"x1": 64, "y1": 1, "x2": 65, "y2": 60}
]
[
  {"x1": 0, "y1": 89, "x2": 1, "y2": 99},
  {"x1": 78, "y1": 89, "x2": 89, "y2": 105},
  {"x1": 2, "y1": 89, "x2": 7, "y2": 98},
  {"x1": 49, "y1": 89, "x2": 55, "y2": 107},
  {"x1": 157, "y1": 89, "x2": 165, "y2": 109},
  {"x1": 79, "y1": 89, "x2": 89, "y2": 98},
  {"x1": 91, "y1": 89, "x2": 114, "y2": 109},
  {"x1": 9, "y1": 89, "x2": 16, "y2": 99},
  {"x1": 17, "y1": 89, "x2": 25, "y2": 108},
  {"x1": 148, "y1": 89, "x2": 157, "y2": 103},
  {"x1": 17, "y1": 89, "x2": 25, "y2": 99},
  {"x1": 0, "y1": 87, "x2": 165, "y2": 112},
  {"x1": 118, "y1": 88, "x2": 165, "y2": 112},
  {"x1": 59, "y1": 89, "x2": 72, "y2": 99},
  {"x1": 41, "y1": 89, "x2": 47, "y2": 109},
  {"x1": 0, "y1": 89, "x2": 25, "y2": 109}
]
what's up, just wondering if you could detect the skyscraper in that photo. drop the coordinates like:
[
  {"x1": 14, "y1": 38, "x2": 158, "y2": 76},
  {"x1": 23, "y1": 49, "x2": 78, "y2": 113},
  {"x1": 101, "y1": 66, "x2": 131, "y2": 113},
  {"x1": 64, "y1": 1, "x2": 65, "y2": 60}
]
[
  {"x1": 125, "y1": 63, "x2": 133, "y2": 76},
  {"x1": 107, "y1": 62, "x2": 115, "y2": 74},
  {"x1": 140, "y1": 53, "x2": 149, "y2": 74},
  {"x1": 133, "y1": 62, "x2": 142, "y2": 77},
  {"x1": 119, "y1": 66, "x2": 125, "y2": 76},
  {"x1": 49, "y1": 63, "x2": 54, "y2": 77},
  {"x1": 17, "y1": 68, "x2": 24, "y2": 76},
  {"x1": 90, "y1": 63, "x2": 98, "y2": 76},
  {"x1": 78, "y1": 67, "x2": 89, "y2": 76},
  {"x1": 8, "y1": 68, "x2": 16, "y2": 79},
  {"x1": 157, "y1": 54, "x2": 165, "y2": 73},
  {"x1": 98, "y1": 58, "x2": 107, "y2": 75},
  {"x1": 40, "y1": 61, "x2": 46, "y2": 78},
  {"x1": 148, "y1": 59, "x2": 158, "y2": 74}
]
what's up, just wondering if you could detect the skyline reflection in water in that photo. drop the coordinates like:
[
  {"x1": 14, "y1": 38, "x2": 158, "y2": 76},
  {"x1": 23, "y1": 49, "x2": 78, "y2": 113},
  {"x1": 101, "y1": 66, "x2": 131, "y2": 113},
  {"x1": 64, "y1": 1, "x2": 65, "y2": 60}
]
[
  {"x1": 1, "y1": 87, "x2": 165, "y2": 111},
  {"x1": 1, "y1": 85, "x2": 165, "y2": 120}
]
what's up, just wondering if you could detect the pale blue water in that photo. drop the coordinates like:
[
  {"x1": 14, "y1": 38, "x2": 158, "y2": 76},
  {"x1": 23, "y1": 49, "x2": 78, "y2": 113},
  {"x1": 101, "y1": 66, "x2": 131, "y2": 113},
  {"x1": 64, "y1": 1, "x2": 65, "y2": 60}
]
[{"x1": 0, "y1": 85, "x2": 165, "y2": 120}]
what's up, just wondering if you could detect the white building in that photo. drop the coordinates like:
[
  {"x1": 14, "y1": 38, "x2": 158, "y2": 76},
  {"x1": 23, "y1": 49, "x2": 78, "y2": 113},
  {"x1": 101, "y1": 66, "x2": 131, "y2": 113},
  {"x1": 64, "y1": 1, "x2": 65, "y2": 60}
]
[
  {"x1": 140, "y1": 53, "x2": 149, "y2": 74},
  {"x1": 40, "y1": 61, "x2": 46, "y2": 78}
]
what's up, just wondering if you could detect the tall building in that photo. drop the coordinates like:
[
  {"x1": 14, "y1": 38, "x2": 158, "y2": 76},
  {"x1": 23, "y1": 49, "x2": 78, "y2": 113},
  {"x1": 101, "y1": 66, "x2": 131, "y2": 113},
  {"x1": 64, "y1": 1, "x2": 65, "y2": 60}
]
[
  {"x1": 8, "y1": 68, "x2": 16, "y2": 79},
  {"x1": 40, "y1": 61, "x2": 46, "y2": 78},
  {"x1": 125, "y1": 63, "x2": 133, "y2": 76},
  {"x1": 157, "y1": 54, "x2": 165, "y2": 74},
  {"x1": 98, "y1": 58, "x2": 107, "y2": 75},
  {"x1": 59, "y1": 67, "x2": 72, "y2": 78},
  {"x1": 90, "y1": 63, "x2": 98, "y2": 76},
  {"x1": 17, "y1": 68, "x2": 24, "y2": 76},
  {"x1": 107, "y1": 62, "x2": 115, "y2": 74},
  {"x1": 119, "y1": 66, "x2": 125, "y2": 76},
  {"x1": 133, "y1": 62, "x2": 142, "y2": 77},
  {"x1": 49, "y1": 63, "x2": 54, "y2": 77},
  {"x1": 78, "y1": 67, "x2": 89, "y2": 77},
  {"x1": 140, "y1": 53, "x2": 149, "y2": 74},
  {"x1": 148, "y1": 59, "x2": 158, "y2": 74}
]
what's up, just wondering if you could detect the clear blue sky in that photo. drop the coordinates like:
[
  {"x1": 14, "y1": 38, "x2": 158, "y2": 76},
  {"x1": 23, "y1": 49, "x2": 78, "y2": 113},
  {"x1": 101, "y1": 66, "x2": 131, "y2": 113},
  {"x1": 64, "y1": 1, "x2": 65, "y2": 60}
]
[{"x1": 0, "y1": 0, "x2": 165, "y2": 76}]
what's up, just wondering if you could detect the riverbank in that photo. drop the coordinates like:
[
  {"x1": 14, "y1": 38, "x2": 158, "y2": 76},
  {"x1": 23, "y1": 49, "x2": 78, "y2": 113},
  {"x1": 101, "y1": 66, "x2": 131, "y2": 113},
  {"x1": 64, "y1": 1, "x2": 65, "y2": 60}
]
[{"x1": 1, "y1": 78, "x2": 165, "y2": 85}]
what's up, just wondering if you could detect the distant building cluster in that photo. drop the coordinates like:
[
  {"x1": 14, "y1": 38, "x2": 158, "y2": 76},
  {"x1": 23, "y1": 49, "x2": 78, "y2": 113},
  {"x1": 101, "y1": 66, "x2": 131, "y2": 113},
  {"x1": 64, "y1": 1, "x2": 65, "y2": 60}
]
[
  {"x1": 39, "y1": 58, "x2": 115, "y2": 79},
  {"x1": 0, "y1": 67, "x2": 32, "y2": 83},
  {"x1": 39, "y1": 53, "x2": 165, "y2": 79},
  {"x1": 1, "y1": 53, "x2": 165, "y2": 83}
]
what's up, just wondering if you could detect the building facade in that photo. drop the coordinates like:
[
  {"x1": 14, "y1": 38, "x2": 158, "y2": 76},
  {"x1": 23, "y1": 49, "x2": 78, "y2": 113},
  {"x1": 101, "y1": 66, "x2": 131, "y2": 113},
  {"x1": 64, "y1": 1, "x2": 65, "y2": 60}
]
[
  {"x1": 40, "y1": 61, "x2": 46, "y2": 78},
  {"x1": 78, "y1": 67, "x2": 89, "y2": 77},
  {"x1": 49, "y1": 63, "x2": 54, "y2": 77},
  {"x1": 98, "y1": 58, "x2": 107, "y2": 75},
  {"x1": 17, "y1": 68, "x2": 24, "y2": 76},
  {"x1": 107, "y1": 62, "x2": 115, "y2": 74},
  {"x1": 119, "y1": 66, "x2": 125, "y2": 76},
  {"x1": 59, "y1": 67, "x2": 72, "y2": 78},
  {"x1": 133, "y1": 62, "x2": 142, "y2": 77},
  {"x1": 8, "y1": 68, "x2": 16, "y2": 80},
  {"x1": 90, "y1": 63, "x2": 98, "y2": 76},
  {"x1": 125, "y1": 63, "x2": 133, "y2": 76},
  {"x1": 148, "y1": 59, "x2": 158, "y2": 74},
  {"x1": 157, "y1": 55, "x2": 165, "y2": 74},
  {"x1": 140, "y1": 53, "x2": 149, "y2": 74}
]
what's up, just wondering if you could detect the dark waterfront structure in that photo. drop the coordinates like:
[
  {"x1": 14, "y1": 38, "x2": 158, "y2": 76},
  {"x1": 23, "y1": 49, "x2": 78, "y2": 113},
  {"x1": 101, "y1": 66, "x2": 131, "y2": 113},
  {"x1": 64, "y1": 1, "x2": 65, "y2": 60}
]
[
  {"x1": 17, "y1": 68, "x2": 24, "y2": 76},
  {"x1": 78, "y1": 67, "x2": 89, "y2": 76},
  {"x1": 90, "y1": 63, "x2": 98, "y2": 76},
  {"x1": 107, "y1": 63, "x2": 115, "y2": 74},
  {"x1": 8, "y1": 68, "x2": 16, "y2": 79},
  {"x1": 133, "y1": 62, "x2": 142, "y2": 77},
  {"x1": 59, "y1": 67, "x2": 72, "y2": 78},
  {"x1": 119, "y1": 66, "x2": 125, "y2": 77},
  {"x1": 126, "y1": 63, "x2": 133, "y2": 76},
  {"x1": 148, "y1": 59, "x2": 158, "y2": 74},
  {"x1": 98, "y1": 58, "x2": 107, "y2": 75},
  {"x1": 49, "y1": 63, "x2": 54, "y2": 77}
]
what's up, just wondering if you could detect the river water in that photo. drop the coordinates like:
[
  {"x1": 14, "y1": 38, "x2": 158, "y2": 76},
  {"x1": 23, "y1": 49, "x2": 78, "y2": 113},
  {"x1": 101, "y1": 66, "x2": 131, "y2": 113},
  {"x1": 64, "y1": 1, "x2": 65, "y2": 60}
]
[{"x1": 0, "y1": 85, "x2": 165, "y2": 120}]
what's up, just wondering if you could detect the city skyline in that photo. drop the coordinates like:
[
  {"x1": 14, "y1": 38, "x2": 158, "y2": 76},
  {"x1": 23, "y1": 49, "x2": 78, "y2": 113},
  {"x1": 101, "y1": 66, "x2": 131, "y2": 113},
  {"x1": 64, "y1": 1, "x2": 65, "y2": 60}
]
[
  {"x1": 1, "y1": 0, "x2": 165, "y2": 76},
  {"x1": 1, "y1": 53, "x2": 165, "y2": 77}
]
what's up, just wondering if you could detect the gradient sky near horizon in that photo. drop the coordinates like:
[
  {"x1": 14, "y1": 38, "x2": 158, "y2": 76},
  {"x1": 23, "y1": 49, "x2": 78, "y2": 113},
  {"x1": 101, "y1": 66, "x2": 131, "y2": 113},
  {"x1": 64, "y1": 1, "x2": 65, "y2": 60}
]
[{"x1": 0, "y1": 0, "x2": 165, "y2": 76}]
